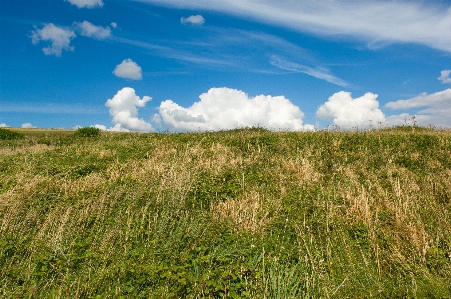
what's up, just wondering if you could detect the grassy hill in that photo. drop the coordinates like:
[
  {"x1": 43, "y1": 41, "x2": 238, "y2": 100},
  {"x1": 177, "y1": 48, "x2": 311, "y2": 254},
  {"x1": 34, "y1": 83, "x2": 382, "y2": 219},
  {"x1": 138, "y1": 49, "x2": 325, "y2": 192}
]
[{"x1": 1, "y1": 127, "x2": 450, "y2": 298}]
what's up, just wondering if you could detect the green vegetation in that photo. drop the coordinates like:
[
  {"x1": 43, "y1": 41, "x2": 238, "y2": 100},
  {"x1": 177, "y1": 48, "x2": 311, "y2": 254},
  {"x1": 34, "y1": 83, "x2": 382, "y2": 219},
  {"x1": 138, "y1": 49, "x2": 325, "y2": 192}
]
[
  {"x1": 74, "y1": 127, "x2": 101, "y2": 138},
  {"x1": 0, "y1": 128, "x2": 24, "y2": 140},
  {"x1": 1, "y1": 127, "x2": 450, "y2": 298}
]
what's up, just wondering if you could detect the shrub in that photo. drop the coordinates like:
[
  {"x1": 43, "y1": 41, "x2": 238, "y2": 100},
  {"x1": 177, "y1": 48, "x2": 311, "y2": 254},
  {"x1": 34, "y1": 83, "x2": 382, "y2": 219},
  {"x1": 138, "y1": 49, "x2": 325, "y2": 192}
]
[
  {"x1": 74, "y1": 127, "x2": 101, "y2": 137},
  {"x1": 0, "y1": 128, "x2": 24, "y2": 140}
]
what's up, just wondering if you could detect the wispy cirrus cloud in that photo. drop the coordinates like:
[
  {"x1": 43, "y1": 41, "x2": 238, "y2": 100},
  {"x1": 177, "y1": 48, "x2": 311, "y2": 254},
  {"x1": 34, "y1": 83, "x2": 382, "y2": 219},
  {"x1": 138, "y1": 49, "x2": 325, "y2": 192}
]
[
  {"x1": 136, "y1": 0, "x2": 451, "y2": 52},
  {"x1": 270, "y1": 55, "x2": 349, "y2": 87},
  {"x1": 0, "y1": 102, "x2": 104, "y2": 114},
  {"x1": 111, "y1": 28, "x2": 339, "y2": 82},
  {"x1": 110, "y1": 36, "x2": 234, "y2": 67}
]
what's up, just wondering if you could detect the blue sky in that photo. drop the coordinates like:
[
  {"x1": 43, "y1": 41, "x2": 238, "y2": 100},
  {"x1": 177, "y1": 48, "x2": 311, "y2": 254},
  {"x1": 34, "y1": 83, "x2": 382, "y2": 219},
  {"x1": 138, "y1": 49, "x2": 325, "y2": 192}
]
[{"x1": 1, "y1": 0, "x2": 450, "y2": 131}]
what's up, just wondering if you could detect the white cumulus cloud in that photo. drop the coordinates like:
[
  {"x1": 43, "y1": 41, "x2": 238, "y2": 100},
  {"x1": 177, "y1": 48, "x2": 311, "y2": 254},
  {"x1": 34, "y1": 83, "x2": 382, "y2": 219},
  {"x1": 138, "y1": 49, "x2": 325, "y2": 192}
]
[
  {"x1": 74, "y1": 21, "x2": 111, "y2": 39},
  {"x1": 31, "y1": 23, "x2": 76, "y2": 57},
  {"x1": 113, "y1": 59, "x2": 143, "y2": 80},
  {"x1": 157, "y1": 87, "x2": 314, "y2": 131},
  {"x1": 105, "y1": 88, "x2": 154, "y2": 132},
  {"x1": 0, "y1": 123, "x2": 9, "y2": 128},
  {"x1": 21, "y1": 123, "x2": 37, "y2": 129},
  {"x1": 181, "y1": 15, "x2": 205, "y2": 25},
  {"x1": 316, "y1": 91, "x2": 386, "y2": 129},
  {"x1": 110, "y1": 22, "x2": 118, "y2": 28},
  {"x1": 66, "y1": 0, "x2": 103, "y2": 8},
  {"x1": 438, "y1": 70, "x2": 451, "y2": 84},
  {"x1": 385, "y1": 89, "x2": 451, "y2": 127}
]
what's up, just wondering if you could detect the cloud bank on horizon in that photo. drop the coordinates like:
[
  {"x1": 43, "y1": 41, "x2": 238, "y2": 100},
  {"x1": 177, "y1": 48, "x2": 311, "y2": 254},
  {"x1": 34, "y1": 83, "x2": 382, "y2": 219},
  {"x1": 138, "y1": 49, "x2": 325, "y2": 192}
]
[
  {"x1": 95, "y1": 80, "x2": 451, "y2": 133},
  {"x1": 385, "y1": 89, "x2": 451, "y2": 128},
  {"x1": 21, "y1": 123, "x2": 37, "y2": 129},
  {"x1": 136, "y1": 0, "x2": 451, "y2": 52}
]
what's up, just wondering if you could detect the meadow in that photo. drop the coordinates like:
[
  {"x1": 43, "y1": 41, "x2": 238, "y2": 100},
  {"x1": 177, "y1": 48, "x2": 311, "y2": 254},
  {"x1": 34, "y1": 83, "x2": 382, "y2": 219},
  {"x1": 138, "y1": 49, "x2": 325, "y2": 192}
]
[{"x1": 0, "y1": 126, "x2": 450, "y2": 298}]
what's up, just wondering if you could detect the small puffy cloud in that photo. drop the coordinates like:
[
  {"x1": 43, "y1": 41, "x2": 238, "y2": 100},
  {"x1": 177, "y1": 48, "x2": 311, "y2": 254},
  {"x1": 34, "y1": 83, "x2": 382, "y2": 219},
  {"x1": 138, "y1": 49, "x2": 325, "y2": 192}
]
[
  {"x1": 21, "y1": 123, "x2": 37, "y2": 129},
  {"x1": 438, "y1": 70, "x2": 451, "y2": 84},
  {"x1": 157, "y1": 87, "x2": 314, "y2": 131},
  {"x1": 66, "y1": 0, "x2": 103, "y2": 8},
  {"x1": 110, "y1": 22, "x2": 118, "y2": 28},
  {"x1": 113, "y1": 59, "x2": 143, "y2": 80},
  {"x1": 0, "y1": 123, "x2": 9, "y2": 128},
  {"x1": 74, "y1": 21, "x2": 111, "y2": 39},
  {"x1": 316, "y1": 91, "x2": 386, "y2": 129},
  {"x1": 181, "y1": 15, "x2": 205, "y2": 25},
  {"x1": 105, "y1": 88, "x2": 154, "y2": 132},
  {"x1": 31, "y1": 23, "x2": 76, "y2": 57},
  {"x1": 385, "y1": 89, "x2": 451, "y2": 127}
]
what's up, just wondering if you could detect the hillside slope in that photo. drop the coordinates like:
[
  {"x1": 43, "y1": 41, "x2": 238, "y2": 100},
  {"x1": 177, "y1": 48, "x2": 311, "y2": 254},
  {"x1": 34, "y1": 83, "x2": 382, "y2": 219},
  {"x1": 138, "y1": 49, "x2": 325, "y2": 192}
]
[{"x1": 1, "y1": 127, "x2": 450, "y2": 298}]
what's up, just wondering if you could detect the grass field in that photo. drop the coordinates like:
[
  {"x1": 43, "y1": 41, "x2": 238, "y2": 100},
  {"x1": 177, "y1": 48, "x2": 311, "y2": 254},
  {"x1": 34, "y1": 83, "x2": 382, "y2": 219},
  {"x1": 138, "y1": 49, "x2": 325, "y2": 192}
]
[{"x1": 1, "y1": 127, "x2": 450, "y2": 298}]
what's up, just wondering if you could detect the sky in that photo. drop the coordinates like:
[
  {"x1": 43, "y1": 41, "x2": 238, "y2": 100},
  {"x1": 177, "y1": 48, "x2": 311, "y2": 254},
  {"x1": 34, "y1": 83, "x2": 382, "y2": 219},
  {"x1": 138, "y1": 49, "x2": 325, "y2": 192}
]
[{"x1": 1, "y1": 0, "x2": 451, "y2": 132}]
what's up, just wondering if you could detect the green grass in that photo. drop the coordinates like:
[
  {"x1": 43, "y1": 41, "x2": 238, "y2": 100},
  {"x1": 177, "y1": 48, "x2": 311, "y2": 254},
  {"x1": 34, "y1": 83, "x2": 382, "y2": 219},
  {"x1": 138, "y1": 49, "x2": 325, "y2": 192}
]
[
  {"x1": 1, "y1": 127, "x2": 450, "y2": 298},
  {"x1": 0, "y1": 128, "x2": 24, "y2": 140}
]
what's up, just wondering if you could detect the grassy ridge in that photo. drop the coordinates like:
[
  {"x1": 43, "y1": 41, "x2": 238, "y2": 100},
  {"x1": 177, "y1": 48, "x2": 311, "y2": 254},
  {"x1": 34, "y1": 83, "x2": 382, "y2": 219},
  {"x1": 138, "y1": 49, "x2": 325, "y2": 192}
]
[{"x1": 1, "y1": 127, "x2": 450, "y2": 298}]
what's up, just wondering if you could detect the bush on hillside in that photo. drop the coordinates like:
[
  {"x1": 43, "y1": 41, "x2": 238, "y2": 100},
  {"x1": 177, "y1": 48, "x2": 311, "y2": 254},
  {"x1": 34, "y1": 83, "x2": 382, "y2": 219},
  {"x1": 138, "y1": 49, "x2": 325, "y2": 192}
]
[
  {"x1": 0, "y1": 128, "x2": 24, "y2": 140},
  {"x1": 74, "y1": 127, "x2": 101, "y2": 137}
]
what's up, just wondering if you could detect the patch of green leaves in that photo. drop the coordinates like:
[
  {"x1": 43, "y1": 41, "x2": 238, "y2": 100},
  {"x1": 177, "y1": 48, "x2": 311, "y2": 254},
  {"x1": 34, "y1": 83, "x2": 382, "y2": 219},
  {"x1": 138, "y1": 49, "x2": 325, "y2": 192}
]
[
  {"x1": 74, "y1": 127, "x2": 101, "y2": 137},
  {"x1": 0, "y1": 128, "x2": 23, "y2": 140}
]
